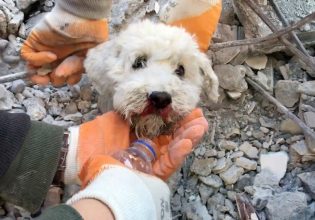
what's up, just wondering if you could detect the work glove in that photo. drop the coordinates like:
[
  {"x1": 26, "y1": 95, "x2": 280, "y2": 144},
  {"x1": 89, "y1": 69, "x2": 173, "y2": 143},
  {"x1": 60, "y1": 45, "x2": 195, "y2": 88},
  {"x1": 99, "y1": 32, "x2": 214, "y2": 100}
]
[
  {"x1": 21, "y1": 4, "x2": 108, "y2": 86},
  {"x1": 64, "y1": 108, "x2": 208, "y2": 183},
  {"x1": 67, "y1": 155, "x2": 172, "y2": 220},
  {"x1": 159, "y1": 0, "x2": 222, "y2": 51}
]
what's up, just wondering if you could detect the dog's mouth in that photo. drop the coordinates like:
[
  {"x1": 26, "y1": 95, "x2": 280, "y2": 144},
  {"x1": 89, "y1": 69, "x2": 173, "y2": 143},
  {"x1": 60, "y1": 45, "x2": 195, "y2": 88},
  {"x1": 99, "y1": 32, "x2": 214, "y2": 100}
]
[{"x1": 140, "y1": 102, "x2": 173, "y2": 120}]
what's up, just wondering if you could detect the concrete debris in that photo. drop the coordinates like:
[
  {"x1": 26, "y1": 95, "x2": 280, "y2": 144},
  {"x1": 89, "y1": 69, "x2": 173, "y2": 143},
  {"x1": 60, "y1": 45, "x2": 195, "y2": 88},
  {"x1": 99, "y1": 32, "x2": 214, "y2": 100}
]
[
  {"x1": 245, "y1": 55, "x2": 268, "y2": 70},
  {"x1": 239, "y1": 142, "x2": 259, "y2": 159}
]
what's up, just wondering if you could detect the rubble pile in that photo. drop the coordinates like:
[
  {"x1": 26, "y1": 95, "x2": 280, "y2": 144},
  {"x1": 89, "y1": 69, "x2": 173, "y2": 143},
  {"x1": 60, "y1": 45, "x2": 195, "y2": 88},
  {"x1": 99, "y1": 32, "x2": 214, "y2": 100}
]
[{"x1": 0, "y1": 0, "x2": 315, "y2": 219}]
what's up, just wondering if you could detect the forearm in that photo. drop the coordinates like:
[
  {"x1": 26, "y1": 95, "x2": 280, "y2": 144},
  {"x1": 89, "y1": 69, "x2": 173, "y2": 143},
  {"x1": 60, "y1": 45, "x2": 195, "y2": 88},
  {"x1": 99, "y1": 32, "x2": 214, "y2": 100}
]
[
  {"x1": 0, "y1": 111, "x2": 65, "y2": 212},
  {"x1": 57, "y1": 0, "x2": 112, "y2": 19}
]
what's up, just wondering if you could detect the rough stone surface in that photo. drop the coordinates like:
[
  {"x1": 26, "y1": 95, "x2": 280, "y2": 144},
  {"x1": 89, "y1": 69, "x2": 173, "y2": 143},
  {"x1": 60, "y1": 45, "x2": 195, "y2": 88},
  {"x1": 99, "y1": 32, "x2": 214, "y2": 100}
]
[
  {"x1": 304, "y1": 112, "x2": 315, "y2": 128},
  {"x1": 298, "y1": 172, "x2": 315, "y2": 200},
  {"x1": 266, "y1": 192, "x2": 308, "y2": 220},
  {"x1": 22, "y1": 97, "x2": 46, "y2": 120},
  {"x1": 199, "y1": 174, "x2": 223, "y2": 188},
  {"x1": 219, "y1": 165, "x2": 244, "y2": 185},
  {"x1": 275, "y1": 80, "x2": 300, "y2": 108},
  {"x1": 280, "y1": 119, "x2": 303, "y2": 135},
  {"x1": 0, "y1": 84, "x2": 14, "y2": 110},
  {"x1": 239, "y1": 142, "x2": 258, "y2": 158},
  {"x1": 235, "y1": 157, "x2": 257, "y2": 170},
  {"x1": 213, "y1": 64, "x2": 248, "y2": 92},
  {"x1": 245, "y1": 55, "x2": 268, "y2": 70},
  {"x1": 190, "y1": 157, "x2": 217, "y2": 176},
  {"x1": 298, "y1": 81, "x2": 315, "y2": 96}
]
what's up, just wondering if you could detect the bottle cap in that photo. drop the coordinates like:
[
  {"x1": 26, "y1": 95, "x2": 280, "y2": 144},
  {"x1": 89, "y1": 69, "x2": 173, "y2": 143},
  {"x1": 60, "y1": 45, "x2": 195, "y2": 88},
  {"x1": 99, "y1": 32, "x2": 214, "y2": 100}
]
[{"x1": 134, "y1": 139, "x2": 157, "y2": 160}]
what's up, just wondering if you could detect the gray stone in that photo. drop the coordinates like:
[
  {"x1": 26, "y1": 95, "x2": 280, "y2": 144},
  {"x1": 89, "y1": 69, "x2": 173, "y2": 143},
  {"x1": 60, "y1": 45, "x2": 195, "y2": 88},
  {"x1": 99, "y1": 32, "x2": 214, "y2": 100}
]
[
  {"x1": 65, "y1": 102, "x2": 78, "y2": 115},
  {"x1": 226, "y1": 91, "x2": 242, "y2": 100},
  {"x1": 239, "y1": 142, "x2": 258, "y2": 158},
  {"x1": 245, "y1": 55, "x2": 268, "y2": 70},
  {"x1": 227, "y1": 191, "x2": 237, "y2": 201},
  {"x1": 0, "y1": 39, "x2": 8, "y2": 50},
  {"x1": 207, "y1": 193, "x2": 225, "y2": 209},
  {"x1": 80, "y1": 84, "x2": 93, "y2": 101},
  {"x1": 298, "y1": 81, "x2": 315, "y2": 96},
  {"x1": 213, "y1": 64, "x2": 248, "y2": 92},
  {"x1": 290, "y1": 140, "x2": 315, "y2": 163},
  {"x1": 259, "y1": 116, "x2": 276, "y2": 129},
  {"x1": 298, "y1": 172, "x2": 315, "y2": 200},
  {"x1": 213, "y1": 157, "x2": 232, "y2": 174},
  {"x1": 218, "y1": 140, "x2": 238, "y2": 151},
  {"x1": 191, "y1": 157, "x2": 217, "y2": 176},
  {"x1": 213, "y1": 47, "x2": 241, "y2": 65},
  {"x1": 230, "y1": 151, "x2": 244, "y2": 159},
  {"x1": 235, "y1": 157, "x2": 257, "y2": 170},
  {"x1": 10, "y1": 79, "x2": 25, "y2": 94},
  {"x1": 16, "y1": 0, "x2": 38, "y2": 10},
  {"x1": 304, "y1": 112, "x2": 315, "y2": 128},
  {"x1": 0, "y1": 84, "x2": 14, "y2": 110},
  {"x1": 275, "y1": 80, "x2": 300, "y2": 108},
  {"x1": 220, "y1": 165, "x2": 244, "y2": 185},
  {"x1": 199, "y1": 174, "x2": 223, "y2": 188},
  {"x1": 213, "y1": 23, "x2": 238, "y2": 42},
  {"x1": 64, "y1": 112, "x2": 83, "y2": 122},
  {"x1": 199, "y1": 184, "x2": 214, "y2": 205},
  {"x1": 23, "y1": 97, "x2": 46, "y2": 120},
  {"x1": 8, "y1": 11, "x2": 24, "y2": 35},
  {"x1": 171, "y1": 193, "x2": 181, "y2": 212},
  {"x1": 266, "y1": 192, "x2": 308, "y2": 220},
  {"x1": 280, "y1": 119, "x2": 303, "y2": 135},
  {"x1": 184, "y1": 199, "x2": 213, "y2": 220}
]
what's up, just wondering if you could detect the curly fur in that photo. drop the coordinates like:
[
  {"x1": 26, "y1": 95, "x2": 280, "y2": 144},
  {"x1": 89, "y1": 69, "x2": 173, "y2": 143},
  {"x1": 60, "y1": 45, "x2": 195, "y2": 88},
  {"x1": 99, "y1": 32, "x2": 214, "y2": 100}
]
[{"x1": 85, "y1": 20, "x2": 219, "y2": 138}]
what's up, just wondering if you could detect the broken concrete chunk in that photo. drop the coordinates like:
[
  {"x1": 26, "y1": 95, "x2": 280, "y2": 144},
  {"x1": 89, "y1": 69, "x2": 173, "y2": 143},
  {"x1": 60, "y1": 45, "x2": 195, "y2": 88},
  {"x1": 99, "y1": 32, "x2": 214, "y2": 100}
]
[
  {"x1": 304, "y1": 112, "x2": 315, "y2": 128},
  {"x1": 275, "y1": 80, "x2": 300, "y2": 108},
  {"x1": 199, "y1": 174, "x2": 223, "y2": 188},
  {"x1": 235, "y1": 157, "x2": 257, "y2": 170},
  {"x1": 280, "y1": 118, "x2": 303, "y2": 135},
  {"x1": 298, "y1": 172, "x2": 315, "y2": 200},
  {"x1": 260, "y1": 151, "x2": 288, "y2": 183},
  {"x1": 190, "y1": 157, "x2": 217, "y2": 176},
  {"x1": 298, "y1": 81, "x2": 315, "y2": 96},
  {"x1": 239, "y1": 142, "x2": 258, "y2": 159},
  {"x1": 219, "y1": 165, "x2": 244, "y2": 185},
  {"x1": 245, "y1": 55, "x2": 268, "y2": 70}
]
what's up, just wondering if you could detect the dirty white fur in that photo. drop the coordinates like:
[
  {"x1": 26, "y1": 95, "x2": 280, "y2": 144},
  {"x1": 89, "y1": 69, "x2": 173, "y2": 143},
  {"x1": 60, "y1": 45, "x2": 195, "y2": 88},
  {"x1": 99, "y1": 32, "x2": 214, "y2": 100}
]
[{"x1": 85, "y1": 20, "x2": 219, "y2": 138}]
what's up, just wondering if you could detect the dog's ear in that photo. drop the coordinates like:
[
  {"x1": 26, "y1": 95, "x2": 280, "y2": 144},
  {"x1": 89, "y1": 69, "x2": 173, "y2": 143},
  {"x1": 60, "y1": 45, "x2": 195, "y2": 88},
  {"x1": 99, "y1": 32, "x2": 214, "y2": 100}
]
[
  {"x1": 197, "y1": 53, "x2": 219, "y2": 103},
  {"x1": 84, "y1": 40, "x2": 122, "y2": 112}
]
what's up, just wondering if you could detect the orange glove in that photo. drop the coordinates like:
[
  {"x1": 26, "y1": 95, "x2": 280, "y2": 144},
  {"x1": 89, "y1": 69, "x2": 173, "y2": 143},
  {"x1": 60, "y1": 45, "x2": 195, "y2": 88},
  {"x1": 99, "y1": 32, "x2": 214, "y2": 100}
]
[
  {"x1": 21, "y1": 4, "x2": 108, "y2": 86},
  {"x1": 65, "y1": 109, "x2": 208, "y2": 183},
  {"x1": 159, "y1": 0, "x2": 222, "y2": 52},
  {"x1": 153, "y1": 108, "x2": 208, "y2": 180}
]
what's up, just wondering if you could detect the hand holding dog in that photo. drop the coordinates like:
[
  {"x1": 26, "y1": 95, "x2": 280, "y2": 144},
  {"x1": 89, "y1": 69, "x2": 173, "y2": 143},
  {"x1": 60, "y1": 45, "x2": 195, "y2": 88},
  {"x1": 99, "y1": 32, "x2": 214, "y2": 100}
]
[
  {"x1": 21, "y1": 5, "x2": 108, "y2": 87},
  {"x1": 65, "y1": 108, "x2": 208, "y2": 183}
]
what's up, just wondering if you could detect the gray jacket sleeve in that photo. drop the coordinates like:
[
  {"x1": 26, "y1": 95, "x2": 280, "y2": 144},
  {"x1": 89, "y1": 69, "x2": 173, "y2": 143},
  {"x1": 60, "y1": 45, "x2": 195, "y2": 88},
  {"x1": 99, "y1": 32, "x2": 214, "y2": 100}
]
[{"x1": 57, "y1": 0, "x2": 112, "y2": 19}]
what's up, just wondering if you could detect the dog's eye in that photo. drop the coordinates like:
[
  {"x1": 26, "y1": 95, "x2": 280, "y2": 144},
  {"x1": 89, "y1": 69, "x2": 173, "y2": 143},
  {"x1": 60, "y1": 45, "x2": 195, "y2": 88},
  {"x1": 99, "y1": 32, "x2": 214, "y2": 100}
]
[
  {"x1": 132, "y1": 56, "x2": 147, "y2": 69},
  {"x1": 175, "y1": 65, "x2": 185, "y2": 77}
]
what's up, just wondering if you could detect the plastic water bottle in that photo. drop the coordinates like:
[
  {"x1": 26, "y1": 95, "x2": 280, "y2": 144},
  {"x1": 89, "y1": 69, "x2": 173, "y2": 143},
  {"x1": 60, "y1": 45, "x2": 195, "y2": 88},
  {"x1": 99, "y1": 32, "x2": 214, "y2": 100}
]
[{"x1": 112, "y1": 139, "x2": 157, "y2": 174}]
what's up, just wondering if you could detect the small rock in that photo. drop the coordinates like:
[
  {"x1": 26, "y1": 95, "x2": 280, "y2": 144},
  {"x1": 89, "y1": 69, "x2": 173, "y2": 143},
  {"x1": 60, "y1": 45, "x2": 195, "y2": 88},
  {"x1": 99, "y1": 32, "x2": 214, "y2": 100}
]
[
  {"x1": 205, "y1": 149, "x2": 218, "y2": 157},
  {"x1": 43, "y1": 187, "x2": 62, "y2": 209},
  {"x1": 259, "y1": 127, "x2": 269, "y2": 133},
  {"x1": 245, "y1": 55, "x2": 268, "y2": 70},
  {"x1": 64, "y1": 112, "x2": 83, "y2": 122},
  {"x1": 214, "y1": 64, "x2": 248, "y2": 92},
  {"x1": 64, "y1": 102, "x2": 78, "y2": 115},
  {"x1": 23, "y1": 98, "x2": 46, "y2": 120},
  {"x1": 190, "y1": 157, "x2": 217, "y2": 176},
  {"x1": 280, "y1": 119, "x2": 303, "y2": 135},
  {"x1": 227, "y1": 191, "x2": 236, "y2": 201},
  {"x1": 226, "y1": 91, "x2": 242, "y2": 100},
  {"x1": 298, "y1": 172, "x2": 315, "y2": 200},
  {"x1": 220, "y1": 165, "x2": 244, "y2": 185},
  {"x1": 266, "y1": 192, "x2": 308, "y2": 220},
  {"x1": 260, "y1": 152, "x2": 288, "y2": 184},
  {"x1": 298, "y1": 81, "x2": 315, "y2": 96},
  {"x1": 230, "y1": 151, "x2": 244, "y2": 159},
  {"x1": 0, "y1": 84, "x2": 14, "y2": 110},
  {"x1": 10, "y1": 79, "x2": 25, "y2": 94},
  {"x1": 239, "y1": 142, "x2": 258, "y2": 158},
  {"x1": 213, "y1": 158, "x2": 232, "y2": 174},
  {"x1": 235, "y1": 157, "x2": 257, "y2": 170},
  {"x1": 199, "y1": 174, "x2": 223, "y2": 188},
  {"x1": 218, "y1": 140, "x2": 238, "y2": 151},
  {"x1": 199, "y1": 184, "x2": 214, "y2": 204},
  {"x1": 80, "y1": 84, "x2": 93, "y2": 101},
  {"x1": 259, "y1": 116, "x2": 276, "y2": 129},
  {"x1": 213, "y1": 47, "x2": 240, "y2": 65},
  {"x1": 184, "y1": 199, "x2": 213, "y2": 220},
  {"x1": 171, "y1": 194, "x2": 181, "y2": 212},
  {"x1": 290, "y1": 140, "x2": 315, "y2": 163},
  {"x1": 304, "y1": 112, "x2": 315, "y2": 128},
  {"x1": 275, "y1": 80, "x2": 300, "y2": 108}
]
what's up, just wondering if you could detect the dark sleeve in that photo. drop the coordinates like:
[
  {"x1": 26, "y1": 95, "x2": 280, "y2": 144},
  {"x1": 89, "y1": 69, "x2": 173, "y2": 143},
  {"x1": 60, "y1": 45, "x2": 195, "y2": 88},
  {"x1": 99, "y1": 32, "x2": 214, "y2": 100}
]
[
  {"x1": 0, "y1": 111, "x2": 65, "y2": 213},
  {"x1": 35, "y1": 204, "x2": 83, "y2": 220}
]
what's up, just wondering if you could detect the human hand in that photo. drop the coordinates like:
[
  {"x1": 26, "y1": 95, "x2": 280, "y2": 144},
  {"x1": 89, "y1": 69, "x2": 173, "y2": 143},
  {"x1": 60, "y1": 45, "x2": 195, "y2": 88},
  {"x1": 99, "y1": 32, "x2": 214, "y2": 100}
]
[
  {"x1": 67, "y1": 155, "x2": 171, "y2": 220},
  {"x1": 159, "y1": 0, "x2": 222, "y2": 51},
  {"x1": 153, "y1": 108, "x2": 208, "y2": 180},
  {"x1": 21, "y1": 4, "x2": 108, "y2": 86}
]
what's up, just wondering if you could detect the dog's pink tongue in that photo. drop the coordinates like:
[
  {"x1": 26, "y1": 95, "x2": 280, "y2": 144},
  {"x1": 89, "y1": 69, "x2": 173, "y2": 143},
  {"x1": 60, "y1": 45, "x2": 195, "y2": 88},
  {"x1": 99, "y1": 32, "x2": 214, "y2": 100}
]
[{"x1": 159, "y1": 105, "x2": 172, "y2": 119}]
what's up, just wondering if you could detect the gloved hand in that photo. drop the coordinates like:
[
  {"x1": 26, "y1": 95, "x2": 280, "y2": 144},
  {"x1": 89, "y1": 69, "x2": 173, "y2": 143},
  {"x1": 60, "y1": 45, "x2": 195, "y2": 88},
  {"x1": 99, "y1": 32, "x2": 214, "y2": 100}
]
[
  {"x1": 21, "y1": 4, "x2": 108, "y2": 86},
  {"x1": 65, "y1": 108, "x2": 208, "y2": 183},
  {"x1": 153, "y1": 108, "x2": 208, "y2": 180},
  {"x1": 159, "y1": 0, "x2": 222, "y2": 51},
  {"x1": 67, "y1": 155, "x2": 171, "y2": 220}
]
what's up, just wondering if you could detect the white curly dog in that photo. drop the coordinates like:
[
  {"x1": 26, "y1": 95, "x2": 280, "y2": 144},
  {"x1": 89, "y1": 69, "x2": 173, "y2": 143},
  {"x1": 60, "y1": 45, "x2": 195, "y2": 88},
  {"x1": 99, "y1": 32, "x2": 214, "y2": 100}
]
[{"x1": 85, "y1": 20, "x2": 219, "y2": 138}]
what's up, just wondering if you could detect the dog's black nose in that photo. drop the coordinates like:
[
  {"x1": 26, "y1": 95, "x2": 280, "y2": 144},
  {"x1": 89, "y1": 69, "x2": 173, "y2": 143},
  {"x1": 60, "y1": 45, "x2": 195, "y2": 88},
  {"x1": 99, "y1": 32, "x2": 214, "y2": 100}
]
[{"x1": 149, "y1": 91, "x2": 172, "y2": 109}]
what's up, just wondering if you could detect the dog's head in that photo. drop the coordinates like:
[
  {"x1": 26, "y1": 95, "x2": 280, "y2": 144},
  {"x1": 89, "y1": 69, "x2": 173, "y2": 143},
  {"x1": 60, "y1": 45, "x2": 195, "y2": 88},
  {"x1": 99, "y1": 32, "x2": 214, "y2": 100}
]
[{"x1": 85, "y1": 20, "x2": 219, "y2": 138}]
